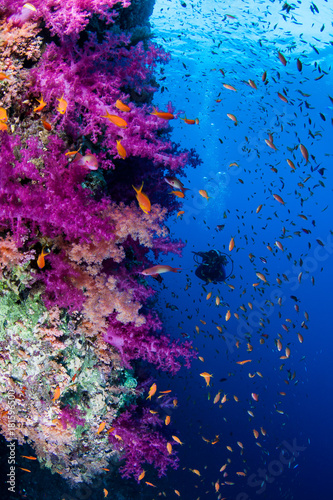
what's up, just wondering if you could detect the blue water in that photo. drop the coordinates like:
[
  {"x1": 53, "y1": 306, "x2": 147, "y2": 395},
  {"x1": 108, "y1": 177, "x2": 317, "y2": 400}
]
[{"x1": 145, "y1": 0, "x2": 333, "y2": 498}]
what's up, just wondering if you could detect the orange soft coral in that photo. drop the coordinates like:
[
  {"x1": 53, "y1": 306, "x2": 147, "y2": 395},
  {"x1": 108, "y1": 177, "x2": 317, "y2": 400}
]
[
  {"x1": 0, "y1": 20, "x2": 42, "y2": 108},
  {"x1": 0, "y1": 234, "x2": 35, "y2": 277}
]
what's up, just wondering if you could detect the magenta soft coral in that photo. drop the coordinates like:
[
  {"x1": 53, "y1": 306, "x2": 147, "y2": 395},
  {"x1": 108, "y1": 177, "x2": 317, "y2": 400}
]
[
  {"x1": 2, "y1": 0, "x2": 130, "y2": 39},
  {"x1": 0, "y1": 133, "x2": 114, "y2": 245},
  {"x1": 27, "y1": 35, "x2": 186, "y2": 171},
  {"x1": 109, "y1": 405, "x2": 179, "y2": 480},
  {"x1": 104, "y1": 313, "x2": 196, "y2": 374},
  {"x1": 60, "y1": 405, "x2": 86, "y2": 430},
  {"x1": 42, "y1": 252, "x2": 86, "y2": 312}
]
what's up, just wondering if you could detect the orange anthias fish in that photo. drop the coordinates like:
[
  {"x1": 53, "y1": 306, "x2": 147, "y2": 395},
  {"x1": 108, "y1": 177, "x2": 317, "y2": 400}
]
[
  {"x1": 190, "y1": 469, "x2": 201, "y2": 476},
  {"x1": 138, "y1": 470, "x2": 145, "y2": 481},
  {"x1": 52, "y1": 386, "x2": 60, "y2": 403},
  {"x1": 0, "y1": 72, "x2": 9, "y2": 81},
  {"x1": 180, "y1": 115, "x2": 199, "y2": 125},
  {"x1": 65, "y1": 147, "x2": 81, "y2": 156},
  {"x1": 151, "y1": 107, "x2": 174, "y2": 120},
  {"x1": 299, "y1": 144, "x2": 309, "y2": 163},
  {"x1": 102, "y1": 110, "x2": 128, "y2": 128},
  {"x1": 265, "y1": 139, "x2": 277, "y2": 150},
  {"x1": 147, "y1": 383, "x2": 157, "y2": 400},
  {"x1": 223, "y1": 83, "x2": 237, "y2": 91},
  {"x1": 0, "y1": 107, "x2": 8, "y2": 123},
  {"x1": 97, "y1": 421, "x2": 106, "y2": 434},
  {"x1": 273, "y1": 194, "x2": 285, "y2": 205},
  {"x1": 171, "y1": 190, "x2": 185, "y2": 198},
  {"x1": 116, "y1": 140, "x2": 127, "y2": 159},
  {"x1": 172, "y1": 435, "x2": 183, "y2": 445},
  {"x1": 278, "y1": 51, "x2": 287, "y2": 66},
  {"x1": 115, "y1": 99, "x2": 130, "y2": 112},
  {"x1": 200, "y1": 372, "x2": 213, "y2": 386},
  {"x1": 33, "y1": 95, "x2": 47, "y2": 113},
  {"x1": 0, "y1": 107, "x2": 8, "y2": 131},
  {"x1": 227, "y1": 113, "x2": 238, "y2": 124},
  {"x1": 248, "y1": 79, "x2": 257, "y2": 89},
  {"x1": 41, "y1": 119, "x2": 52, "y2": 131},
  {"x1": 256, "y1": 272, "x2": 266, "y2": 282},
  {"x1": 141, "y1": 265, "x2": 181, "y2": 276},
  {"x1": 236, "y1": 359, "x2": 252, "y2": 365},
  {"x1": 253, "y1": 429, "x2": 259, "y2": 439},
  {"x1": 199, "y1": 189, "x2": 209, "y2": 200},
  {"x1": 133, "y1": 182, "x2": 151, "y2": 214},
  {"x1": 56, "y1": 95, "x2": 68, "y2": 114},
  {"x1": 37, "y1": 246, "x2": 50, "y2": 269},
  {"x1": 277, "y1": 92, "x2": 288, "y2": 103}
]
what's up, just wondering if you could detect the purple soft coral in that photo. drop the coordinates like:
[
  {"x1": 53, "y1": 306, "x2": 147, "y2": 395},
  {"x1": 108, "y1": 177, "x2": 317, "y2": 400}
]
[
  {"x1": 3, "y1": 0, "x2": 130, "y2": 39},
  {"x1": 0, "y1": 133, "x2": 114, "y2": 245},
  {"x1": 109, "y1": 405, "x2": 179, "y2": 480},
  {"x1": 105, "y1": 313, "x2": 196, "y2": 374},
  {"x1": 60, "y1": 405, "x2": 86, "y2": 430},
  {"x1": 28, "y1": 35, "x2": 187, "y2": 171}
]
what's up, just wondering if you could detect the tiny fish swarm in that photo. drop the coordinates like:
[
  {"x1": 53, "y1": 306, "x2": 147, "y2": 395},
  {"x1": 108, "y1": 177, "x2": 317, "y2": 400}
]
[{"x1": 0, "y1": 0, "x2": 196, "y2": 485}]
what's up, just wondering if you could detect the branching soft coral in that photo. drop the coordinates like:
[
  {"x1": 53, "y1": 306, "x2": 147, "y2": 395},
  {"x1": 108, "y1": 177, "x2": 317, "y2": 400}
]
[
  {"x1": 0, "y1": 234, "x2": 35, "y2": 277},
  {"x1": 0, "y1": 131, "x2": 185, "y2": 323},
  {"x1": 104, "y1": 313, "x2": 196, "y2": 374},
  {"x1": 0, "y1": 0, "x2": 198, "y2": 486},
  {"x1": 1, "y1": 0, "x2": 130, "y2": 39},
  {"x1": 60, "y1": 405, "x2": 86, "y2": 430},
  {"x1": 27, "y1": 35, "x2": 186, "y2": 171},
  {"x1": 0, "y1": 133, "x2": 114, "y2": 245},
  {"x1": 109, "y1": 405, "x2": 179, "y2": 481},
  {"x1": 0, "y1": 18, "x2": 43, "y2": 108}
]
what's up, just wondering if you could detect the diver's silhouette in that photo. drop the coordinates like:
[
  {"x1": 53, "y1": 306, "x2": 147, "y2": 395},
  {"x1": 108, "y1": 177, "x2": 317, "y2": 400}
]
[{"x1": 193, "y1": 249, "x2": 233, "y2": 284}]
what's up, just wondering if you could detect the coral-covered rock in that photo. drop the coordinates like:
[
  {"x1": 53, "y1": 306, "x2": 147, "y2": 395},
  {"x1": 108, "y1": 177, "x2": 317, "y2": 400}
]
[{"x1": 0, "y1": 0, "x2": 196, "y2": 485}]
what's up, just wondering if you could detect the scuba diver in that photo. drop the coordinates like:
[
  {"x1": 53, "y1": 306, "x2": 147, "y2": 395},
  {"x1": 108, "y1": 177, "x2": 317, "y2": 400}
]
[{"x1": 193, "y1": 249, "x2": 233, "y2": 284}]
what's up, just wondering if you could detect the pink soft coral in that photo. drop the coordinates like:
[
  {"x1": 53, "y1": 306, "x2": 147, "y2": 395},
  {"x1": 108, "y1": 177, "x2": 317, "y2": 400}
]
[
  {"x1": 109, "y1": 405, "x2": 179, "y2": 481},
  {"x1": 105, "y1": 313, "x2": 196, "y2": 374},
  {"x1": 27, "y1": 35, "x2": 186, "y2": 171},
  {"x1": 2, "y1": 0, "x2": 130, "y2": 39},
  {"x1": 0, "y1": 234, "x2": 35, "y2": 277}
]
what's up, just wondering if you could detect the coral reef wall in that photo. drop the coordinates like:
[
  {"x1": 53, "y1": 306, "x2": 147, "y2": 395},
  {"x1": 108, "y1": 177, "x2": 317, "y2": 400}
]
[{"x1": 0, "y1": 0, "x2": 195, "y2": 484}]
